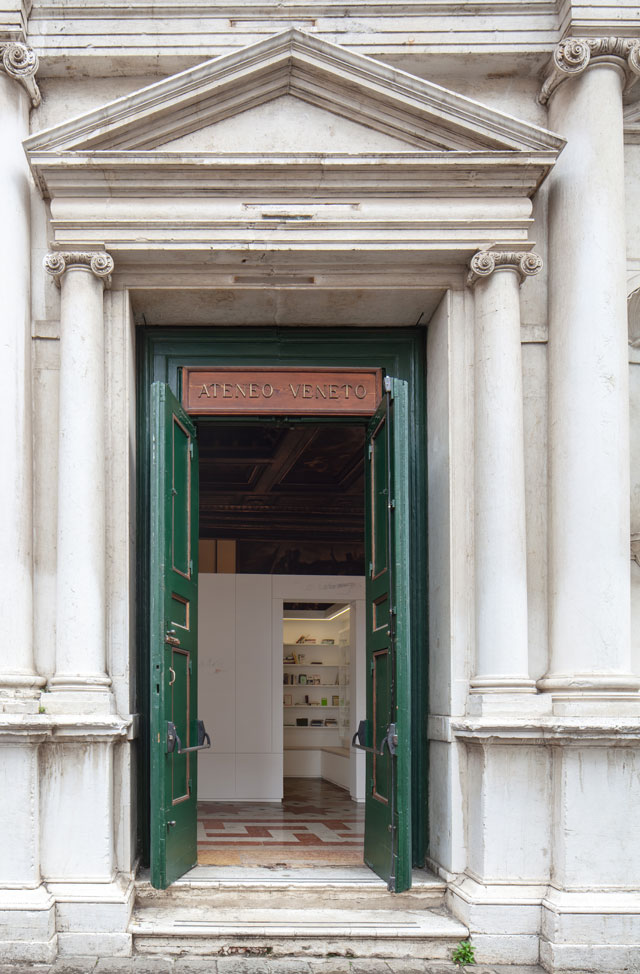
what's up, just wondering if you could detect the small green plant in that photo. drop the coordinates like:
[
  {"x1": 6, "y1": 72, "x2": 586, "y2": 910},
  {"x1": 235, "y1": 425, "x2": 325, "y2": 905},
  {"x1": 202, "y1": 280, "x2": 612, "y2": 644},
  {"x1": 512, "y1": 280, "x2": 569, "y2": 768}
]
[
  {"x1": 38, "y1": 705, "x2": 46, "y2": 714},
  {"x1": 452, "y1": 939, "x2": 476, "y2": 967}
]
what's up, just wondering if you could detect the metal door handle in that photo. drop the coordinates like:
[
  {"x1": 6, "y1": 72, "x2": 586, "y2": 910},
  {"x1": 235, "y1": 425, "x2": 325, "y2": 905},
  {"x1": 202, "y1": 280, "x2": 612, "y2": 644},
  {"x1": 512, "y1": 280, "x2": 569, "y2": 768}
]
[
  {"x1": 168, "y1": 667, "x2": 176, "y2": 686},
  {"x1": 351, "y1": 718, "x2": 381, "y2": 755},
  {"x1": 351, "y1": 719, "x2": 396, "y2": 756},
  {"x1": 165, "y1": 629, "x2": 181, "y2": 647},
  {"x1": 380, "y1": 722, "x2": 398, "y2": 756},
  {"x1": 166, "y1": 719, "x2": 212, "y2": 754}
]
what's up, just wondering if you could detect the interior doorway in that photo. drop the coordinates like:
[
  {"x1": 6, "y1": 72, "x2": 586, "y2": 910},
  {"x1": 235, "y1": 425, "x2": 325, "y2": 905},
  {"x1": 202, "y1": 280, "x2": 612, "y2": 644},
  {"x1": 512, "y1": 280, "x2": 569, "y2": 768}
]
[{"x1": 195, "y1": 422, "x2": 367, "y2": 868}]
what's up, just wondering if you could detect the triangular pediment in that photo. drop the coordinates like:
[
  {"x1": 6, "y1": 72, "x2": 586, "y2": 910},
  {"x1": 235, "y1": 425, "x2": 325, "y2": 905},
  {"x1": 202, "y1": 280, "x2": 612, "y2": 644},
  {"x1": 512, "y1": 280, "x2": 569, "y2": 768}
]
[
  {"x1": 159, "y1": 96, "x2": 412, "y2": 153},
  {"x1": 25, "y1": 29, "x2": 564, "y2": 155}
]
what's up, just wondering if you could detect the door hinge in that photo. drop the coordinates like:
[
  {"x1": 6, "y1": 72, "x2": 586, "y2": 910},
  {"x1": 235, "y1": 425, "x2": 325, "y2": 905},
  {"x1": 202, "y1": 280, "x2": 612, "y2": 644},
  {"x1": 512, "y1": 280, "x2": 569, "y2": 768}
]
[
  {"x1": 189, "y1": 559, "x2": 194, "y2": 576},
  {"x1": 368, "y1": 443, "x2": 373, "y2": 460},
  {"x1": 384, "y1": 375, "x2": 392, "y2": 395},
  {"x1": 188, "y1": 659, "x2": 193, "y2": 674},
  {"x1": 368, "y1": 561, "x2": 373, "y2": 578},
  {"x1": 189, "y1": 441, "x2": 194, "y2": 458}
]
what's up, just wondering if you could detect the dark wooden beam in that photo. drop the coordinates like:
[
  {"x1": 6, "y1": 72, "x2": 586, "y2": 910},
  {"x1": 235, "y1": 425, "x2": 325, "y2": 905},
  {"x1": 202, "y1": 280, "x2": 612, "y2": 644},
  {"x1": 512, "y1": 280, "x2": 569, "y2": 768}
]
[{"x1": 247, "y1": 427, "x2": 319, "y2": 494}]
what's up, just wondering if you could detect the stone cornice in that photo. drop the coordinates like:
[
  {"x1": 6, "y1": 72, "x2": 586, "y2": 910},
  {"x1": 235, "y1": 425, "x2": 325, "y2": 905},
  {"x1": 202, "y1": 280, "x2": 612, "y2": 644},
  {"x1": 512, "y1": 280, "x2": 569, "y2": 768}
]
[
  {"x1": 44, "y1": 251, "x2": 114, "y2": 288},
  {"x1": 0, "y1": 713, "x2": 131, "y2": 744},
  {"x1": 0, "y1": 41, "x2": 40, "y2": 106},
  {"x1": 451, "y1": 716, "x2": 640, "y2": 746},
  {"x1": 540, "y1": 36, "x2": 640, "y2": 105},
  {"x1": 28, "y1": 152, "x2": 560, "y2": 209},
  {"x1": 467, "y1": 250, "x2": 543, "y2": 287},
  {"x1": 0, "y1": 714, "x2": 51, "y2": 744},
  {"x1": 49, "y1": 715, "x2": 130, "y2": 741},
  {"x1": 25, "y1": 3, "x2": 560, "y2": 79}
]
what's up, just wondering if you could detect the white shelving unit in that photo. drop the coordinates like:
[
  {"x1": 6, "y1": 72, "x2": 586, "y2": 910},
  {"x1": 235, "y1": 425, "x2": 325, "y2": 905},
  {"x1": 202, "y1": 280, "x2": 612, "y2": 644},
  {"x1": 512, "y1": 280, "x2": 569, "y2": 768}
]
[{"x1": 282, "y1": 622, "x2": 349, "y2": 743}]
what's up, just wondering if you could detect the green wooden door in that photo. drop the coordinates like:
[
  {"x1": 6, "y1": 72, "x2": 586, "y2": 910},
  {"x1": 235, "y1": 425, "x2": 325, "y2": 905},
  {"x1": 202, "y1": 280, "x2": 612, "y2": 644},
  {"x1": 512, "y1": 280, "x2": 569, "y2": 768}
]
[
  {"x1": 150, "y1": 382, "x2": 200, "y2": 889},
  {"x1": 360, "y1": 376, "x2": 412, "y2": 892}
]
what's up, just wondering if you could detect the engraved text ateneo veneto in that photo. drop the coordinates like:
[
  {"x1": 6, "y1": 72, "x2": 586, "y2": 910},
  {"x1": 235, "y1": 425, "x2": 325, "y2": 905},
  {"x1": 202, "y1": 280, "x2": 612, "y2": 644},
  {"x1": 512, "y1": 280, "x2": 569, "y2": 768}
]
[{"x1": 182, "y1": 368, "x2": 382, "y2": 416}]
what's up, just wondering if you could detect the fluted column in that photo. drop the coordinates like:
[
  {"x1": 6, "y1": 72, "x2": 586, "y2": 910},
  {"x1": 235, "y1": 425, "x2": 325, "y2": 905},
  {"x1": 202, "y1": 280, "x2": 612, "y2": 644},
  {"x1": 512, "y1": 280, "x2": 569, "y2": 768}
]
[
  {"x1": 44, "y1": 252, "x2": 115, "y2": 714},
  {"x1": 0, "y1": 42, "x2": 42, "y2": 702},
  {"x1": 467, "y1": 251, "x2": 542, "y2": 709},
  {"x1": 540, "y1": 38, "x2": 640, "y2": 703}
]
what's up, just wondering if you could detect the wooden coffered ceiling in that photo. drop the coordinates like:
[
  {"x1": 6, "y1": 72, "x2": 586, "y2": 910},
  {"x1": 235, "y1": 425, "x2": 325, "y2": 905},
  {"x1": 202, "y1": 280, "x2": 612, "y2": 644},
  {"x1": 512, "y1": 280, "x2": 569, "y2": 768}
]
[{"x1": 198, "y1": 422, "x2": 366, "y2": 546}]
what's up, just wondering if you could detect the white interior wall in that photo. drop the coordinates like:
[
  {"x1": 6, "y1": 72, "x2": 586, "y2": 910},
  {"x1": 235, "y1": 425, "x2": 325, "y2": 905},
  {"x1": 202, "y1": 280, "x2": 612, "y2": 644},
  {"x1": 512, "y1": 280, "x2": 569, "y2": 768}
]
[
  {"x1": 198, "y1": 573, "x2": 282, "y2": 802},
  {"x1": 198, "y1": 573, "x2": 365, "y2": 802}
]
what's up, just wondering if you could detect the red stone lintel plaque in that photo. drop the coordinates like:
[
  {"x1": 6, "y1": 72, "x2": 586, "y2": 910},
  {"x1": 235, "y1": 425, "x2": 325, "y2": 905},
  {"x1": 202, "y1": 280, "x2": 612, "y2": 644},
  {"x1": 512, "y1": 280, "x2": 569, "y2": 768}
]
[{"x1": 182, "y1": 367, "x2": 383, "y2": 417}]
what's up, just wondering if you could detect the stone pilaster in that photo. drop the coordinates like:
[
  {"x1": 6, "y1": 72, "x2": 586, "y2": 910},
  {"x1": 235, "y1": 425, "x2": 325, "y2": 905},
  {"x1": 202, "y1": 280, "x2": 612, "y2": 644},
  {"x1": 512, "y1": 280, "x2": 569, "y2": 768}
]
[
  {"x1": 44, "y1": 252, "x2": 115, "y2": 714},
  {"x1": 540, "y1": 38, "x2": 640, "y2": 710},
  {"x1": 0, "y1": 41, "x2": 41, "y2": 705},
  {"x1": 467, "y1": 251, "x2": 542, "y2": 713}
]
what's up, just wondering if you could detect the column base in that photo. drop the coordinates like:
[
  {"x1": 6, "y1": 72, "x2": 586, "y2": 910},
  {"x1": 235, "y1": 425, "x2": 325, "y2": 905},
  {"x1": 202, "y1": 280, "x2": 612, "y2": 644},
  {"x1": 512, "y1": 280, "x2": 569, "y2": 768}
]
[
  {"x1": 536, "y1": 674, "x2": 640, "y2": 715},
  {"x1": 541, "y1": 887, "x2": 640, "y2": 972},
  {"x1": 448, "y1": 875, "x2": 545, "y2": 966},
  {"x1": 46, "y1": 677, "x2": 114, "y2": 715},
  {"x1": 468, "y1": 678, "x2": 547, "y2": 715},
  {"x1": 47, "y1": 875, "x2": 134, "y2": 957},
  {"x1": 470, "y1": 676, "x2": 537, "y2": 691},
  {"x1": 0, "y1": 885, "x2": 56, "y2": 962},
  {"x1": 0, "y1": 674, "x2": 47, "y2": 714}
]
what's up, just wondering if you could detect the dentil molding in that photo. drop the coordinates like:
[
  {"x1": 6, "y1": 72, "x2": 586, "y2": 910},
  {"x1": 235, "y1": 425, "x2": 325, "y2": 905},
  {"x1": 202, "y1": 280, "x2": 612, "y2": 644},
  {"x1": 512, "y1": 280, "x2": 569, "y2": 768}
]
[
  {"x1": 467, "y1": 250, "x2": 543, "y2": 287},
  {"x1": 540, "y1": 36, "x2": 640, "y2": 105},
  {"x1": 0, "y1": 41, "x2": 40, "y2": 106},
  {"x1": 44, "y1": 251, "x2": 115, "y2": 288}
]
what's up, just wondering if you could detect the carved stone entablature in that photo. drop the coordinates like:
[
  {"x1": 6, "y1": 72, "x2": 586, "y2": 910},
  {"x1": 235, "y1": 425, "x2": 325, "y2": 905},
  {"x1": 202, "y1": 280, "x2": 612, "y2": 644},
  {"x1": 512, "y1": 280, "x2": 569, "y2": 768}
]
[
  {"x1": 540, "y1": 36, "x2": 640, "y2": 105},
  {"x1": 44, "y1": 252, "x2": 114, "y2": 289},
  {"x1": 466, "y1": 250, "x2": 543, "y2": 287},
  {"x1": 0, "y1": 41, "x2": 40, "y2": 107}
]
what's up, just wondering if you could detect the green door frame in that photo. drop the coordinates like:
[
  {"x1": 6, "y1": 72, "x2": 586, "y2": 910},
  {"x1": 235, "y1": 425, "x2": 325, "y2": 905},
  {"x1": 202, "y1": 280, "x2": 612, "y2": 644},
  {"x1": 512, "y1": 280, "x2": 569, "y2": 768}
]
[{"x1": 136, "y1": 325, "x2": 429, "y2": 872}]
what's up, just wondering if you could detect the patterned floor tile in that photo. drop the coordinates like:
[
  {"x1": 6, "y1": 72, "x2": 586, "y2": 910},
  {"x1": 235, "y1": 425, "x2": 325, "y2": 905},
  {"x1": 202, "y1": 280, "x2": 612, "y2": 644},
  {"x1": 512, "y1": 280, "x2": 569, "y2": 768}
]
[{"x1": 198, "y1": 778, "x2": 364, "y2": 867}]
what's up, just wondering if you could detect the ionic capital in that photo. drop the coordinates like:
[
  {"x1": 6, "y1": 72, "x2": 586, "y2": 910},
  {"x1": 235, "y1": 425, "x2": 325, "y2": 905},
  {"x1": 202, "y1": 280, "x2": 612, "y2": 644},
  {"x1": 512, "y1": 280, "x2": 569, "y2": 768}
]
[
  {"x1": 44, "y1": 252, "x2": 115, "y2": 289},
  {"x1": 540, "y1": 36, "x2": 640, "y2": 105},
  {"x1": 0, "y1": 42, "x2": 40, "y2": 107},
  {"x1": 467, "y1": 251, "x2": 543, "y2": 287}
]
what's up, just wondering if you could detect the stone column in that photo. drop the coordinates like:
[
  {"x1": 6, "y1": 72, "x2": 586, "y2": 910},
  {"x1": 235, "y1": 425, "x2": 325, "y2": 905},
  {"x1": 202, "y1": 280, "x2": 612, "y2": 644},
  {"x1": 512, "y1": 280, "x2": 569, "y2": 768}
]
[
  {"x1": 44, "y1": 252, "x2": 115, "y2": 714},
  {"x1": 467, "y1": 251, "x2": 542, "y2": 710},
  {"x1": 540, "y1": 38, "x2": 640, "y2": 705},
  {"x1": 0, "y1": 42, "x2": 42, "y2": 704}
]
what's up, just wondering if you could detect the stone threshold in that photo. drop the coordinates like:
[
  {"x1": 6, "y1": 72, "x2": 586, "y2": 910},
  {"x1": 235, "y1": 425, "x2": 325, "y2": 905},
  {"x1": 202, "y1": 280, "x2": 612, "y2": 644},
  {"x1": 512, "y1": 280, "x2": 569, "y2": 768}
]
[{"x1": 136, "y1": 865, "x2": 445, "y2": 888}]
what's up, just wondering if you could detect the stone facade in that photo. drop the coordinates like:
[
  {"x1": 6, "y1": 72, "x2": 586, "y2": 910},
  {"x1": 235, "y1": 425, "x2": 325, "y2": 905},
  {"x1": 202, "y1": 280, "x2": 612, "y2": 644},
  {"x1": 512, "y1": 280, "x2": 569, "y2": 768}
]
[{"x1": 2, "y1": 1, "x2": 640, "y2": 969}]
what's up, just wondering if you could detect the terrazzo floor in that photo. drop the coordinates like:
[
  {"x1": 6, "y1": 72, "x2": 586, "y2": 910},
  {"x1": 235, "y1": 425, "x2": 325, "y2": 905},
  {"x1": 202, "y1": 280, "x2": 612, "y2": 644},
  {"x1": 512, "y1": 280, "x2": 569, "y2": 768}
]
[{"x1": 197, "y1": 777, "x2": 365, "y2": 867}]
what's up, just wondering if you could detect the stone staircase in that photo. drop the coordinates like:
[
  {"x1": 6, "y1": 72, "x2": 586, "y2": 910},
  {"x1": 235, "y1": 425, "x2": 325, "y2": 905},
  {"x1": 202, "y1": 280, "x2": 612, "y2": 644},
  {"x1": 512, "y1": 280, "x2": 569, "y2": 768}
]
[{"x1": 130, "y1": 867, "x2": 467, "y2": 960}]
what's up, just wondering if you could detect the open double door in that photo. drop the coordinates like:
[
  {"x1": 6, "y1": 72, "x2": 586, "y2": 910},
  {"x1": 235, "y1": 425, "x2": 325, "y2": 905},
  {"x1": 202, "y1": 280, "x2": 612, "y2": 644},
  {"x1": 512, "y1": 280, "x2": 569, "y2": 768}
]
[{"x1": 148, "y1": 377, "x2": 412, "y2": 891}]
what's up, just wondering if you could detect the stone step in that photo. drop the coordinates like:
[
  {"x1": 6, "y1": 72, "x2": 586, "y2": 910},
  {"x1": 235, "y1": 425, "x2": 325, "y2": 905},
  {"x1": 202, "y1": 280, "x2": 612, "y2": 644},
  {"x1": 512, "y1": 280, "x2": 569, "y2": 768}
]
[
  {"x1": 131, "y1": 905, "x2": 467, "y2": 959},
  {"x1": 134, "y1": 867, "x2": 447, "y2": 912}
]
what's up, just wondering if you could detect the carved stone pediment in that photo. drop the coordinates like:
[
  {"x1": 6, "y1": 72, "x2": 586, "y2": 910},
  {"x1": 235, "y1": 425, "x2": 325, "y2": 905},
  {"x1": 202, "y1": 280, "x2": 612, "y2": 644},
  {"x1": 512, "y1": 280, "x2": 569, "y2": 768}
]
[
  {"x1": 25, "y1": 29, "x2": 563, "y2": 279},
  {"x1": 25, "y1": 28, "x2": 563, "y2": 158}
]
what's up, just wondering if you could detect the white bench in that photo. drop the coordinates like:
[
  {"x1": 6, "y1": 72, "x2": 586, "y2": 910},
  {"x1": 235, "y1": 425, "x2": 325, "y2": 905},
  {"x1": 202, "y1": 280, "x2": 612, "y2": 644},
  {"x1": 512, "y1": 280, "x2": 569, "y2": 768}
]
[{"x1": 283, "y1": 745, "x2": 350, "y2": 790}]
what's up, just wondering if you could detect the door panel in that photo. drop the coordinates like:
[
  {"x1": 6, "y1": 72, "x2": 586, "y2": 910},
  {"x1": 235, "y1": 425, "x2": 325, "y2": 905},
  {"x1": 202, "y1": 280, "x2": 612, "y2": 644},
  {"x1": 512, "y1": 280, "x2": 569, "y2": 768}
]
[
  {"x1": 150, "y1": 382, "x2": 200, "y2": 889},
  {"x1": 362, "y1": 376, "x2": 412, "y2": 892}
]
